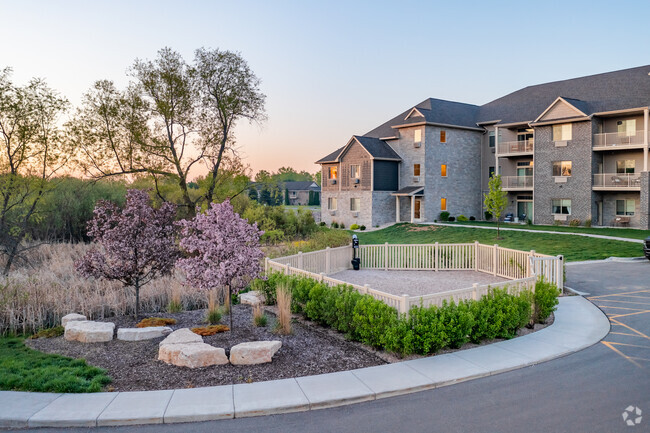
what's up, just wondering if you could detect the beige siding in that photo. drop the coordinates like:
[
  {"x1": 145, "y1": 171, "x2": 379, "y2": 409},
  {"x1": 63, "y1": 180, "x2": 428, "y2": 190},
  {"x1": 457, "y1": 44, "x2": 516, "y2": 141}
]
[{"x1": 539, "y1": 100, "x2": 583, "y2": 121}]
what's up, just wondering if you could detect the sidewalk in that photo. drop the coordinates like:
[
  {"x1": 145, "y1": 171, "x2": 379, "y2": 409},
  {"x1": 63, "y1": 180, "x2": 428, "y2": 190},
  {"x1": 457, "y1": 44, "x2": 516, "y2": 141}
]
[
  {"x1": 0, "y1": 297, "x2": 609, "y2": 429},
  {"x1": 424, "y1": 222, "x2": 644, "y2": 244}
]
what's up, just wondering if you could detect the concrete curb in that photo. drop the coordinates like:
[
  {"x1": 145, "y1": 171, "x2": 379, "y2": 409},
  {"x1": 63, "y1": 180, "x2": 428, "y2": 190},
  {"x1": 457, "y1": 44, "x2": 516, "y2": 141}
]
[{"x1": 0, "y1": 297, "x2": 609, "y2": 429}]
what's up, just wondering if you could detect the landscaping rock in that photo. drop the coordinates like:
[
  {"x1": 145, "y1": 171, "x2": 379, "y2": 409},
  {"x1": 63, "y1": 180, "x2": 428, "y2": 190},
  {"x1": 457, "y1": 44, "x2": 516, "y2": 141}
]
[
  {"x1": 64, "y1": 321, "x2": 115, "y2": 343},
  {"x1": 117, "y1": 326, "x2": 173, "y2": 341},
  {"x1": 158, "y1": 343, "x2": 229, "y2": 368},
  {"x1": 61, "y1": 313, "x2": 87, "y2": 327},
  {"x1": 239, "y1": 291, "x2": 264, "y2": 307},
  {"x1": 229, "y1": 341, "x2": 282, "y2": 365},
  {"x1": 158, "y1": 328, "x2": 203, "y2": 347}
]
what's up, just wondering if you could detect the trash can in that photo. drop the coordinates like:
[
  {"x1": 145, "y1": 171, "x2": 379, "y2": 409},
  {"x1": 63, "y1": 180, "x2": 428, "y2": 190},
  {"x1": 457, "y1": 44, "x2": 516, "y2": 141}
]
[{"x1": 351, "y1": 258, "x2": 360, "y2": 270}]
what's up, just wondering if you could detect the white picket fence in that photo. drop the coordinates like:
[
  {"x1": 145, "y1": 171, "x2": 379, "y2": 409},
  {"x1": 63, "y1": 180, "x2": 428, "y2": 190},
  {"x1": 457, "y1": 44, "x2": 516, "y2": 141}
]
[{"x1": 265, "y1": 242, "x2": 563, "y2": 314}]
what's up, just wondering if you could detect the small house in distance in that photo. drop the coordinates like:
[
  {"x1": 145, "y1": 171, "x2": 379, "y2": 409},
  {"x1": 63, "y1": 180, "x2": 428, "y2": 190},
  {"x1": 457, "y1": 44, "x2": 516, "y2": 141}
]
[{"x1": 282, "y1": 181, "x2": 321, "y2": 206}]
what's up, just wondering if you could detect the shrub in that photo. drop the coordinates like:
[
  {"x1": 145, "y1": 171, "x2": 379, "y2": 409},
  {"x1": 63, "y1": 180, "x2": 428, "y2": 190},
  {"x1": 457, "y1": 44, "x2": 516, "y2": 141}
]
[
  {"x1": 439, "y1": 211, "x2": 450, "y2": 221},
  {"x1": 553, "y1": 220, "x2": 563, "y2": 226},
  {"x1": 469, "y1": 216, "x2": 476, "y2": 221},
  {"x1": 275, "y1": 283, "x2": 292, "y2": 335},
  {"x1": 351, "y1": 296, "x2": 398, "y2": 348},
  {"x1": 261, "y1": 229, "x2": 284, "y2": 244},
  {"x1": 569, "y1": 218, "x2": 581, "y2": 227},
  {"x1": 191, "y1": 325, "x2": 229, "y2": 336},
  {"x1": 585, "y1": 218, "x2": 592, "y2": 228},
  {"x1": 469, "y1": 289, "x2": 531, "y2": 342},
  {"x1": 533, "y1": 278, "x2": 560, "y2": 323},
  {"x1": 360, "y1": 225, "x2": 366, "y2": 231},
  {"x1": 457, "y1": 215, "x2": 468, "y2": 222},
  {"x1": 319, "y1": 221, "x2": 326, "y2": 227},
  {"x1": 205, "y1": 291, "x2": 222, "y2": 324},
  {"x1": 333, "y1": 286, "x2": 364, "y2": 335},
  {"x1": 339, "y1": 223, "x2": 345, "y2": 229},
  {"x1": 29, "y1": 326, "x2": 64, "y2": 339},
  {"x1": 136, "y1": 317, "x2": 177, "y2": 328},
  {"x1": 252, "y1": 305, "x2": 267, "y2": 327},
  {"x1": 304, "y1": 283, "x2": 338, "y2": 325},
  {"x1": 350, "y1": 224, "x2": 360, "y2": 230},
  {"x1": 167, "y1": 288, "x2": 183, "y2": 313},
  {"x1": 448, "y1": 216, "x2": 455, "y2": 222},
  {"x1": 484, "y1": 211, "x2": 493, "y2": 221},
  {"x1": 331, "y1": 222, "x2": 339, "y2": 229}
]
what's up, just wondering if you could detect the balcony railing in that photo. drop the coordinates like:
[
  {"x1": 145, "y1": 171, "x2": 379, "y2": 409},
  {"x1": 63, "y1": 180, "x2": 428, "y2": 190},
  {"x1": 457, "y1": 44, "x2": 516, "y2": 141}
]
[
  {"x1": 497, "y1": 139, "x2": 534, "y2": 155},
  {"x1": 502, "y1": 175, "x2": 533, "y2": 189},
  {"x1": 593, "y1": 130, "x2": 645, "y2": 148},
  {"x1": 593, "y1": 173, "x2": 641, "y2": 189}
]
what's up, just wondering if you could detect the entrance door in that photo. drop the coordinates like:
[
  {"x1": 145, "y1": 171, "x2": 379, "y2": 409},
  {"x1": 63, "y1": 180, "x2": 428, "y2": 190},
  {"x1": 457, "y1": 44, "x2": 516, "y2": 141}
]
[
  {"x1": 414, "y1": 198, "x2": 421, "y2": 220},
  {"x1": 517, "y1": 201, "x2": 533, "y2": 221}
]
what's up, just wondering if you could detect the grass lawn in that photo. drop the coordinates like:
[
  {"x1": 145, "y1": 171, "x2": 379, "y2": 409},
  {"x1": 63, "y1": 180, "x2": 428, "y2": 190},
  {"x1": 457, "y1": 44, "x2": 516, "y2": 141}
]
[
  {"x1": 0, "y1": 337, "x2": 111, "y2": 393},
  {"x1": 448, "y1": 220, "x2": 650, "y2": 240},
  {"x1": 355, "y1": 223, "x2": 643, "y2": 262}
]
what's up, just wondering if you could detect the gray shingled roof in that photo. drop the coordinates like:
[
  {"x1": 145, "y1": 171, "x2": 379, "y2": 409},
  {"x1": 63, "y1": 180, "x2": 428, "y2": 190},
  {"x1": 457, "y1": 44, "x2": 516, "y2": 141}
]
[
  {"x1": 281, "y1": 181, "x2": 320, "y2": 191},
  {"x1": 478, "y1": 65, "x2": 650, "y2": 124},
  {"x1": 391, "y1": 186, "x2": 424, "y2": 196},
  {"x1": 316, "y1": 136, "x2": 401, "y2": 163},
  {"x1": 315, "y1": 146, "x2": 345, "y2": 163}
]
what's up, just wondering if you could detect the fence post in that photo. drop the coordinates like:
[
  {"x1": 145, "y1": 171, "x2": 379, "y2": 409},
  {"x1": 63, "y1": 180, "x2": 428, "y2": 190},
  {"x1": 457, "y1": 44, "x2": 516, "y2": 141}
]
[
  {"x1": 472, "y1": 283, "x2": 479, "y2": 300},
  {"x1": 384, "y1": 242, "x2": 389, "y2": 271},
  {"x1": 326, "y1": 247, "x2": 331, "y2": 274},
  {"x1": 264, "y1": 257, "x2": 269, "y2": 274},
  {"x1": 400, "y1": 294, "x2": 410, "y2": 316},
  {"x1": 284, "y1": 264, "x2": 290, "y2": 275},
  {"x1": 493, "y1": 244, "x2": 498, "y2": 276},
  {"x1": 319, "y1": 272, "x2": 324, "y2": 282},
  {"x1": 474, "y1": 241, "x2": 479, "y2": 271},
  {"x1": 435, "y1": 242, "x2": 439, "y2": 272},
  {"x1": 528, "y1": 250, "x2": 535, "y2": 277},
  {"x1": 363, "y1": 284, "x2": 369, "y2": 295},
  {"x1": 298, "y1": 252, "x2": 303, "y2": 270},
  {"x1": 557, "y1": 255, "x2": 564, "y2": 289}
]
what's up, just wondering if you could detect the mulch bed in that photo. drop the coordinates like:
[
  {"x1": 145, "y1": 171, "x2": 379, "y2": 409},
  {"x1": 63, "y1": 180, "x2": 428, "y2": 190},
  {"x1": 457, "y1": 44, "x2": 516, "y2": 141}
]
[{"x1": 26, "y1": 305, "x2": 387, "y2": 392}]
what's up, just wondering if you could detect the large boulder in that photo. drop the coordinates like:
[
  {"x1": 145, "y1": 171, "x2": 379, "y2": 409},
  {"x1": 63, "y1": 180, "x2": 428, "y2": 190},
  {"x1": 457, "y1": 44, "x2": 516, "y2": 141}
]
[
  {"x1": 159, "y1": 328, "x2": 203, "y2": 346},
  {"x1": 64, "y1": 321, "x2": 115, "y2": 343},
  {"x1": 158, "y1": 343, "x2": 229, "y2": 368},
  {"x1": 229, "y1": 341, "x2": 282, "y2": 365},
  {"x1": 239, "y1": 291, "x2": 264, "y2": 307},
  {"x1": 117, "y1": 326, "x2": 173, "y2": 341},
  {"x1": 61, "y1": 313, "x2": 87, "y2": 327}
]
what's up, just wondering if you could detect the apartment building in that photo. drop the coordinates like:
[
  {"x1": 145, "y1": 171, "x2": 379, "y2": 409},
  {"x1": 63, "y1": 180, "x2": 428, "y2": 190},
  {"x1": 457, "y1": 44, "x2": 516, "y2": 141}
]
[{"x1": 316, "y1": 65, "x2": 650, "y2": 229}]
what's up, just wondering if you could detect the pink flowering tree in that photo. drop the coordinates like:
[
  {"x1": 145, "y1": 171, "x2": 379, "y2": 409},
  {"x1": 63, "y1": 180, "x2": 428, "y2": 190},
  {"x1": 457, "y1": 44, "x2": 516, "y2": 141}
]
[
  {"x1": 177, "y1": 199, "x2": 264, "y2": 328},
  {"x1": 75, "y1": 189, "x2": 178, "y2": 318}
]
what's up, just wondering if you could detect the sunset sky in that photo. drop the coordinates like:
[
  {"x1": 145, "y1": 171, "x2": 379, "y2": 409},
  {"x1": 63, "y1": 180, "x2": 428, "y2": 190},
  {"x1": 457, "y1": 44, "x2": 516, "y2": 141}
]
[{"x1": 2, "y1": 0, "x2": 649, "y2": 177}]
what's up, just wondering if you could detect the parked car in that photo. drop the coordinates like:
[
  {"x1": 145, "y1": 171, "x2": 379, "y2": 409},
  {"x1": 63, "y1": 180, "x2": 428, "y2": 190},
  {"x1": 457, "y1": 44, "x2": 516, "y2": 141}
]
[{"x1": 644, "y1": 237, "x2": 650, "y2": 260}]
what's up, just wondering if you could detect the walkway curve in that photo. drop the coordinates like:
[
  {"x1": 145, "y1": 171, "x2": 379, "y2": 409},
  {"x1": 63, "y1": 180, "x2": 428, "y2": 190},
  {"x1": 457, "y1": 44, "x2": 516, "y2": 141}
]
[
  {"x1": 423, "y1": 222, "x2": 644, "y2": 243},
  {"x1": 0, "y1": 297, "x2": 609, "y2": 429}
]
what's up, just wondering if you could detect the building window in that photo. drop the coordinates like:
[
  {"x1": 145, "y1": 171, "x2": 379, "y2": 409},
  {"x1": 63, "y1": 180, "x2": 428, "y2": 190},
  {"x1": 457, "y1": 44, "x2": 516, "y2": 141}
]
[
  {"x1": 413, "y1": 164, "x2": 421, "y2": 176},
  {"x1": 414, "y1": 129, "x2": 422, "y2": 145},
  {"x1": 552, "y1": 161, "x2": 572, "y2": 177},
  {"x1": 327, "y1": 197, "x2": 337, "y2": 210},
  {"x1": 290, "y1": 191, "x2": 297, "y2": 198},
  {"x1": 552, "y1": 123, "x2": 572, "y2": 141},
  {"x1": 328, "y1": 166, "x2": 338, "y2": 180},
  {"x1": 441, "y1": 197, "x2": 447, "y2": 211},
  {"x1": 440, "y1": 130, "x2": 446, "y2": 143},
  {"x1": 350, "y1": 198, "x2": 360, "y2": 212},
  {"x1": 616, "y1": 199, "x2": 635, "y2": 216},
  {"x1": 488, "y1": 131, "x2": 495, "y2": 148},
  {"x1": 441, "y1": 164, "x2": 447, "y2": 177},
  {"x1": 350, "y1": 164, "x2": 360, "y2": 179},
  {"x1": 488, "y1": 166, "x2": 495, "y2": 178},
  {"x1": 617, "y1": 119, "x2": 636, "y2": 137},
  {"x1": 616, "y1": 160, "x2": 635, "y2": 174},
  {"x1": 551, "y1": 199, "x2": 571, "y2": 215}
]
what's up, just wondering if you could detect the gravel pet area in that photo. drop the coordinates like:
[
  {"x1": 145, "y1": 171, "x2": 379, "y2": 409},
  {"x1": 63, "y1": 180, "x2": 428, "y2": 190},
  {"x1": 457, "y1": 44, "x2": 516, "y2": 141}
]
[
  {"x1": 26, "y1": 305, "x2": 386, "y2": 392},
  {"x1": 329, "y1": 270, "x2": 510, "y2": 296}
]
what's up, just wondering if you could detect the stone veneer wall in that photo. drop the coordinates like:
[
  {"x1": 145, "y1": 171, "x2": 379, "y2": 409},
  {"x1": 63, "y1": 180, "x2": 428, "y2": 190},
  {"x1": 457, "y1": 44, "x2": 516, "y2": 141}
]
[
  {"x1": 533, "y1": 121, "x2": 595, "y2": 225},
  {"x1": 320, "y1": 190, "x2": 373, "y2": 228},
  {"x1": 639, "y1": 171, "x2": 650, "y2": 229}
]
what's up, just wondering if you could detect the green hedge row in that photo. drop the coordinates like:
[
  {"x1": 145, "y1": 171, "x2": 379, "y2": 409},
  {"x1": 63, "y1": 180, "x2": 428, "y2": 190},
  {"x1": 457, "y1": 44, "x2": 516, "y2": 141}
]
[{"x1": 256, "y1": 273, "x2": 559, "y2": 356}]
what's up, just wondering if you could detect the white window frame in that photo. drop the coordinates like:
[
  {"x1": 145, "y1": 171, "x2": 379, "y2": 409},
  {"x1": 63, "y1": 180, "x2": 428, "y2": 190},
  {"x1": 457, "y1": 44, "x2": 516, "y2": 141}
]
[
  {"x1": 616, "y1": 199, "x2": 635, "y2": 216},
  {"x1": 350, "y1": 164, "x2": 360, "y2": 179},
  {"x1": 350, "y1": 198, "x2": 360, "y2": 212},
  {"x1": 617, "y1": 119, "x2": 636, "y2": 137},
  {"x1": 414, "y1": 129, "x2": 422, "y2": 145},
  {"x1": 552, "y1": 123, "x2": 572, "y2": 141},
  {"x1": 328, "y1": 166, "x2": 338, "y2": 180},
  {"x1": 552, "y1": 161, "x2": 572, "y2": 177},
  {"x1": 413, "y1": 163, "x2": 421, "y2": 176},
  {"x1": 327, "y1": 197, "x2": 337, "y2": 211},
  {"x1": 551, "y1": 199, "x2": 571, "y2": 215},
  {"x1": 616, "y1": 160, "x2": 635, "y2": 174}
]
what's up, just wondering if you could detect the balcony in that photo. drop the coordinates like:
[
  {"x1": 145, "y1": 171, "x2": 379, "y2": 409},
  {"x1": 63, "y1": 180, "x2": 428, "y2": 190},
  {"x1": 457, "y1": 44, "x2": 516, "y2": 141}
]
[
  {"x1": 593, "y1": 173, "x2": 641, "y2": 190},
  {"x1": 502, "y1": 175, "x2": 533, "y2": 191},
  {"x1": 593, "y1": 131, "x2": 645, "y2": 150},
  {"x1": 497, "y1": 139, "x2": 534, "y2": 156}
]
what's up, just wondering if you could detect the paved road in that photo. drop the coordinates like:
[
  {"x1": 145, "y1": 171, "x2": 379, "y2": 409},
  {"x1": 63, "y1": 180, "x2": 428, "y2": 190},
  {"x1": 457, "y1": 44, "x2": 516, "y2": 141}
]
[{"x1": 27, "y1": 261, "x2": 649, "y2": 433}]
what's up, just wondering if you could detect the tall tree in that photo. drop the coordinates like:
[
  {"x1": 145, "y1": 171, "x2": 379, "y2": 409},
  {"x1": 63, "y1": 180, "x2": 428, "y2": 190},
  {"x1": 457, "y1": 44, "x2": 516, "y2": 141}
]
[
  {"x1": 194, "y1": 47, "x2": 266, "y2": 205},
  {"x1": 484, "y1": 174, "x2": 508, "y2": 240},
  {"x1": 0, "y1": 69, "x2": 70, "y2": 273},
  {"x1": 75, "y1": 189, "x2": 178, "y2": 318},
  {"x1": 177, "y1": 199, "x2": 264, "y2": 329}
]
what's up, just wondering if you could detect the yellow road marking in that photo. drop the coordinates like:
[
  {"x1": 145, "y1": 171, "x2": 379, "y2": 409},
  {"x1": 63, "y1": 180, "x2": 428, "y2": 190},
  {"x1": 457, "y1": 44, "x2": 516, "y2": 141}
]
[
  {"x1": 588, "y1": 290, "x2": 650, "y2": 299},
  {"x1": 601, "y1": 341, "x2": 643, "y2": 368},
  {"x1": 610, "y1": 332, "x2": 643, "y2": 337},
  {"x1": 629, "y1": 357, "x2": 650, "y2": 362},
  {"x1": 602, "y1": 341, "x2": 650, "y2": 350},
  {"x1": 596, "y1": 305, "x2": 646, "y2": 311},
  {"x1": 609, "y1": 310, "x2": 650, "y2": 319},
  {"x1": 592, "y1": 299, "x2": 650, "y2": 306},
  {"x1": 609, "y1": 318, "x2": 650, "y2": 341}
]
